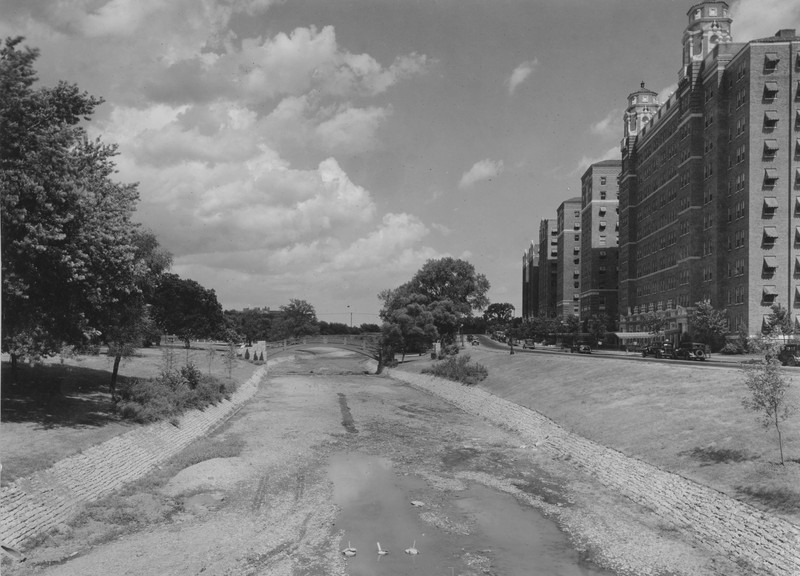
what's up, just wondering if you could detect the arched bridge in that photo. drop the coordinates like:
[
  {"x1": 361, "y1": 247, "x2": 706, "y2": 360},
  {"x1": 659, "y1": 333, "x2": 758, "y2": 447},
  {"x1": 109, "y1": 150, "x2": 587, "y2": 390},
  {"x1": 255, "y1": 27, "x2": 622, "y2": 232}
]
[{"x1": 244, "y1": 335, "x2": 381, "y2": 361}]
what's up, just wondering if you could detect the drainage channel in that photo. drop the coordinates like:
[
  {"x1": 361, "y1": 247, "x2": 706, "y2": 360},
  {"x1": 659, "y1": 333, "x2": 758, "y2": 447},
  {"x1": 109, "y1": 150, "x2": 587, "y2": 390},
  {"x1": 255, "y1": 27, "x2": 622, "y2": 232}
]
[{"x1": 329, "y1": 452, "x2": 614, "y2": 575}]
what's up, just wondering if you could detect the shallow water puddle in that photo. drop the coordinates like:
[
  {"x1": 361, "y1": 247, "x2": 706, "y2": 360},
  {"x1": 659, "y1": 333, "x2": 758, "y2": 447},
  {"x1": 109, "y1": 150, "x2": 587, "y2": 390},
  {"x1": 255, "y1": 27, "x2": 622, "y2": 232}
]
[{"x1": 329, "y1": 452, "x2": 614, "y2": 575}]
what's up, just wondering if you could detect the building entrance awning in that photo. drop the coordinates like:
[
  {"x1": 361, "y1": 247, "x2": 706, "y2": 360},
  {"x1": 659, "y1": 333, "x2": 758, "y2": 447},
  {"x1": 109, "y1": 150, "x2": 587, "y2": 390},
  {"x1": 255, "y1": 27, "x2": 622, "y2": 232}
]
[{"x1": 613, "y1": 331, "x2": 662, "y2": 342}]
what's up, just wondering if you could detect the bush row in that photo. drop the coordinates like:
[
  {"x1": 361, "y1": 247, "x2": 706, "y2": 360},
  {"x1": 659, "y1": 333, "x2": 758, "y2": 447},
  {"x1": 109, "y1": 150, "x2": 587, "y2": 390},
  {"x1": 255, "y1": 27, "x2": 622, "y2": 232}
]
[
  {"x1": 117, "y1": 363, "x2": 237, "y2": 423},
  {"x1": 422, "y1": 353, "x2": 488, "y2": 386}
]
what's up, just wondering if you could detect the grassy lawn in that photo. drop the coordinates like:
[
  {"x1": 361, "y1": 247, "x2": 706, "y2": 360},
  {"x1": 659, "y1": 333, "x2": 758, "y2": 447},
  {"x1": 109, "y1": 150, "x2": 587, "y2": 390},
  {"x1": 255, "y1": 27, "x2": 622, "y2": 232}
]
[
  {"x1": 400, "y1": 347, "x2": 800, "y2": 523},
  {"x1": 1, "y1": 346, "x2": 259, "y2": 486}
]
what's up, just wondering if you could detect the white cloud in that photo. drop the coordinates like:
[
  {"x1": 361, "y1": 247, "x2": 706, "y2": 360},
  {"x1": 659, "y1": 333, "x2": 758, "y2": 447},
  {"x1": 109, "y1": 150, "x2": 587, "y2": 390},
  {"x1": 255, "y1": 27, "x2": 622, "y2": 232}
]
[
  {"x1": 589, "y1": 108, "x2": 621, "y2": 137},
  {"x1": 730, "y1": 0, "x2": 800, "y2": 43},
  {"x1": 505, "y1": 59, "x2": 538, "y2": 95},
  {"x1": 656, "y1": 83, "x2": 678, "y2": 106},
  {"x1": 570, "y1": 146, "x2": 619, "y2": 177},
  {"x1": 459, "y1": 159, "x2": 505, "y2": 189}
]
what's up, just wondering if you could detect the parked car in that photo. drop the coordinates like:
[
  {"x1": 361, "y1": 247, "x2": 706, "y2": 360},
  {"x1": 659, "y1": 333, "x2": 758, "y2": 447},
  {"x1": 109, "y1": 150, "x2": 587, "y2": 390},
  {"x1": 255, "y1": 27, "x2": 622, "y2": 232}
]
[
  {"x1": 522, "y1": 339, "x2": 536, "y2": 349},
  {"x1": 570, "y1": 343, "x2": 591, "y2": 354},
  {"x1": 641, "y1": 342, "x2": 673, "y2": 358},
  {"x1": 470, "y1": 336, "x2": 481, "y2": 346},
  {"x1": 673, "y1": 342, "x2": 710, "y2": 361},
  {"x1": 777, "y1": 343, "x2": 800, "y2": 366}
]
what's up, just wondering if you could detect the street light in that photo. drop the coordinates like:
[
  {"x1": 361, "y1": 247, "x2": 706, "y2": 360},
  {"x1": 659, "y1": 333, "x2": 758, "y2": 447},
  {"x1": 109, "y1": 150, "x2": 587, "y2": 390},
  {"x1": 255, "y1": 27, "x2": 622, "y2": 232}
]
[{"x1": 347, "y1": 305, "x2": 352, "y2": 327}]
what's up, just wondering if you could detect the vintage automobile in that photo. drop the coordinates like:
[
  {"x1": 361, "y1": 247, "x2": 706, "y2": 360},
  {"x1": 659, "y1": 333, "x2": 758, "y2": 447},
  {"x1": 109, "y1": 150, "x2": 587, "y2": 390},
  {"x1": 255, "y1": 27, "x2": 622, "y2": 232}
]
[
  {"x1": 641, "y1": 342, "x2": 673, "y2": 358},
  {"x1": 777, "y1": 343, "x2": 800, "y2": 366},
  {"x1": 522, "y1": 339, "x2": 536, "y2": 349},
  {"x1": 672, "y1": 342, "x2": 710, "y2": 361}
]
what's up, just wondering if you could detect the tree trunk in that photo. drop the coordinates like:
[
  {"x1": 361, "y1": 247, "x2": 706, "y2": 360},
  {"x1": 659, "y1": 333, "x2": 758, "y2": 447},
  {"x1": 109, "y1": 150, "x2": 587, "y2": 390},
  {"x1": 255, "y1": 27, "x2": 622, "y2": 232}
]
[
  {"x1": 110, "y1": 354, "x2": 122, "y2": 411},
  {"x1": 775, "y1": 413, "x2": 785, "y2": 465},
  {"x1": 9, "y1": 354, "x2": 18, "y2": 385}
]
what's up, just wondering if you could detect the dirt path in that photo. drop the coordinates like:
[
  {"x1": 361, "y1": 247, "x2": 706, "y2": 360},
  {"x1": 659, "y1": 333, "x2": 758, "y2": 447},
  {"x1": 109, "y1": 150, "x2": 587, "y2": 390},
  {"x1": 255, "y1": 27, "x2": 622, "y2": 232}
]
[{"x1": 2, "y1": 350, "x2": 753, "y2": 575}]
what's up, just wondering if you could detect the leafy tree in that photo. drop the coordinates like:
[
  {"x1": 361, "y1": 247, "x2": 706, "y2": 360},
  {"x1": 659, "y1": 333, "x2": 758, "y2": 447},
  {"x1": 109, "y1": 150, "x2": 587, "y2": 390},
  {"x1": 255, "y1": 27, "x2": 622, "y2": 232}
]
[
  {"x1": 99, "y1": 231, "x2": 172, "y2": 396},
  {"x1": 483, "y1": 303, "x2": 515, "y2": 330},
  {"x1": 380, "y1": 292, "x2": 438, "y2": 361},
  {"x1": 741, "y1": 358, "x2": 794, "y2": 465},
  {"x1": 150, "y1": 273, "x2": 225, "y2": 348},
  {"x1": 271, "y1": 299, "x2": 320, "y2": 339},
  {"x1": 563, "y1": 314, "x2": 581, "y2": 345},
  {"x1": 690, "y1": 300, "x2": 728, "y2": 350},
  {"x1": 359, "y1": 323, "x2": 381, "y2": 333},
  {"x1": 1, "y1": 38, "x2": 142, "y2": 368},
  {"x1": 763, "y1": 303, "x2": 792, "y2": 337},
  {"x1": 586, "y1": 313, "x2": 613, "y2": 344},
  {"x1": 406, "y1": 257, "x2": 490, "y2": 315},
  {"x1": 380, "y1": 258, "x2": 490, "y2": 351},
  {"x1": 224, "y1": 307, "x2": 273, "y2": 345},
  {"x1": 641, "y1": 311, "x2": 668, "y2": 335}
]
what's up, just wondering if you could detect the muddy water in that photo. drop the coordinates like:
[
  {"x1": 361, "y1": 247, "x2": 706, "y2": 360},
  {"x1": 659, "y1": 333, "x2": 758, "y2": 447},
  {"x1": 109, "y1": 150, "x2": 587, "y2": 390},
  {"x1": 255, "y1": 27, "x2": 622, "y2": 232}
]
[{"x1": 329, "y1": 452, "x2": 614, "y2": 576}]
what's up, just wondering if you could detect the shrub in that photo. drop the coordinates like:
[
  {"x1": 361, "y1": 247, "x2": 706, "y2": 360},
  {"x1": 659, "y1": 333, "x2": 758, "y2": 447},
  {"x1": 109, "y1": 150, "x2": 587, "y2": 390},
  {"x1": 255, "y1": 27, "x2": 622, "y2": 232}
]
[
  {"x1": 117, "y1": 367, "x2": 237, "y2": 423},
  {"x1": 437, "y1": 343, "x2": 460, "y2": 360},
  {"x1": 180, "y1": 363, "x2": 203, "y2": 389},
  {"x1": 720, "y1": 342, "x2": 744, "y2": 355},
  {"x1": 423, "y1": 353, "x2": 488, "y2": 386}
]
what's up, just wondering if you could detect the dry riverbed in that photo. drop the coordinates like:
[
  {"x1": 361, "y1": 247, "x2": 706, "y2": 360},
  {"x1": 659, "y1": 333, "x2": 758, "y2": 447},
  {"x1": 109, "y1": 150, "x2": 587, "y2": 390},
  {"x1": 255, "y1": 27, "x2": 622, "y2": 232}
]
[{"x1": 3, "y1": 349, "x2": 757, "y2": 575}]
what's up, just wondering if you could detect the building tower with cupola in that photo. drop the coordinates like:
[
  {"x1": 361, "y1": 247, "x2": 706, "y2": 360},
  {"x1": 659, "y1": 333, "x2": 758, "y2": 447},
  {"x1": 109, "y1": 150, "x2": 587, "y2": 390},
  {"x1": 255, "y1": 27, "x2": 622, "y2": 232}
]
[{"x1": 617, "y1": 0, "x2": 800, "y2": 340}]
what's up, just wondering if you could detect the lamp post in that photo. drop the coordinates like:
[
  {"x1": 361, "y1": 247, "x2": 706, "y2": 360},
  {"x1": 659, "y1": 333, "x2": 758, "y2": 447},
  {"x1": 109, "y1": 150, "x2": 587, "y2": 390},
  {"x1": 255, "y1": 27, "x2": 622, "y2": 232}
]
[{"x1": 347, "y1": 305, "x2": 352, "y2": 327}]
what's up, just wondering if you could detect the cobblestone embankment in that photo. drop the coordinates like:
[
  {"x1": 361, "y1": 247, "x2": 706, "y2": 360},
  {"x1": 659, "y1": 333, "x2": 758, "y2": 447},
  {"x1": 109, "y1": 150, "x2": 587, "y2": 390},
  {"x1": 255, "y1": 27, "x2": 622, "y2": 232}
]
[
  {"x1": 388, "y1": 369, "x2": 800, "y2": 576},
  {"x1": 0, "y1": 365, "x2": 270, "y2": 551}
]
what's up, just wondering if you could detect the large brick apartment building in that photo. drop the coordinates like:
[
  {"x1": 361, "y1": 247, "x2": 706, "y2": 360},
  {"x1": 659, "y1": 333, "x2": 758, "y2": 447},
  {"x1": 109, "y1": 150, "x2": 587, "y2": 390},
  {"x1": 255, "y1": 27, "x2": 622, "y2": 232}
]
[
  {"x1": 619, "y1": 1, "x2": 800, "y2": 339},
  {"x1": 580, "y1": 160, "x2": 621, "y2": 321},
  {"x1": 523, "y1": 0, "x2": 800, "y2": 340},
  {"x1": 556, "y1": 198, "x2": 582, "y2": 319},
  {"x1": 537, "y1": 218, "x2": 558, "y2": 317}
]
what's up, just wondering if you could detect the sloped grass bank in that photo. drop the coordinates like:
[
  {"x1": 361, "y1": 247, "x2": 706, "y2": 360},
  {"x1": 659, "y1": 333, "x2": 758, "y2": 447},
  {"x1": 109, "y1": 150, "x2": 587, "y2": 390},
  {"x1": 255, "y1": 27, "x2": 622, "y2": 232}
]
[{"x1": 397, "y1": 349, "x2": 800, "y2": 522}]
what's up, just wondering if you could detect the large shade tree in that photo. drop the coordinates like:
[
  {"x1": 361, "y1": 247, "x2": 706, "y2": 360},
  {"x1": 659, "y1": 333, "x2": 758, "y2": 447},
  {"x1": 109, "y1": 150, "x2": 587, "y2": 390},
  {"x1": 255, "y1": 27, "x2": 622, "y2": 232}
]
[
  {"x1": 271, "y1": 299, "x2": 320, "y2": 339},
  {"x1": 379, "y1": 258, "x2": 490, "y2": 365},
  {"x1": 150, "y1": 274, "x2": 225, "y2": 348},
  {"x1": 1, "y1": 38, "x2": 142, "y2": 367}
]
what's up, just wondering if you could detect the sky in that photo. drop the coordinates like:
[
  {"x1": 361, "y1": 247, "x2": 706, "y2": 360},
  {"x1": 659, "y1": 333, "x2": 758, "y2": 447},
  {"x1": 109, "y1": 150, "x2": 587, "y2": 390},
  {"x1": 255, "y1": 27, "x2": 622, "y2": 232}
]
[{"x1": 2, "y1": 0, "x2": 798, "y2": 326}]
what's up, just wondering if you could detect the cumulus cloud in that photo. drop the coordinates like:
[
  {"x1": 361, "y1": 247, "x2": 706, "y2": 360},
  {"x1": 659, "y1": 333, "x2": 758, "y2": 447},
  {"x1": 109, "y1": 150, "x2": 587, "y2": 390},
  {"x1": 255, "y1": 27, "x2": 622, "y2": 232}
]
[
  {"x1": 656, "y1": 83, "x2": 678, "y2": 106},
  {"x1": 505, "y1": 59, "x2": 538, "y2": 95},
  {"x1": 590, "y1": 108, "x2": 621, "y2": 137},
  {"x1": 730, "y1": 0, "x2": 800, "y2": 42},
  {"x1": 459, "y1": 159, "x2": 505, "y2": 189},
  {"x1": 3, "y1": 0, "x2": 438, "y2": 313},
  {"x1": 570, "y1": 146, "x2": 620, "y2": 177}
]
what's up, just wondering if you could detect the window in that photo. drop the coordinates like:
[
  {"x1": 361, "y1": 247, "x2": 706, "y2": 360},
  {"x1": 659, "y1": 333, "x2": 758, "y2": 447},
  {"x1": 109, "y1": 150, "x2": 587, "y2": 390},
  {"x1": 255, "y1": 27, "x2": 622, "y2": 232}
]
[
  {"x1": 764, "y1": 226, "x2": 779, "y2": 244},
  {"x1": 764, "y1": 197, "x2": 779, "y2": 212},
  {"x1": 600, "y1": 191, "x2": 607, "y2": 200},
  {"x1": 600, "y1": 177, "x2": 607, "y2": 185},
  {"x1": 764, "y1": 255, "x2": 778, "y2": 270},
  {"x1": 573, "y1": 223, "x2": 580, "y2": 230},
  {"x1": 599, "y1": 206, "x2": 607, "y2": 215},
  {"x1": 599, "y1": 221, "x2": 607, "y2": 230},
  {"x1": 765, "y1": 52, "x2": 780, "y2": 71},
  {"x1": 764, "y1": 82, "x2": 779, "y2": 100},
  {"x1": 765, "y1": 168, "x2": 779, "y2": 184},
  {"x1": 764, "y1": 110, "x2": 780, "y2": 126}
]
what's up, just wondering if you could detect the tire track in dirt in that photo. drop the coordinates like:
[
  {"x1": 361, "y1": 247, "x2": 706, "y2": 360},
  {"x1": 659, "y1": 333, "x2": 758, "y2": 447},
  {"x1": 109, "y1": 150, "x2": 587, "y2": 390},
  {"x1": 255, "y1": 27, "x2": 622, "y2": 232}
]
[{"x1": 337, "y1": 392, "x2": 358, "y2": 433}]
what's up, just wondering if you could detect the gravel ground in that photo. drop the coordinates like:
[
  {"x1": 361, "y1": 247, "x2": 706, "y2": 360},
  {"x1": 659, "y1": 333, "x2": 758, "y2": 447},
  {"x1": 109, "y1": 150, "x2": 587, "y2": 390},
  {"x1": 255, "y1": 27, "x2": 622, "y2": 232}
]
[{"x1": 2, "y1": 349, "x2": 757, "y2": 576}]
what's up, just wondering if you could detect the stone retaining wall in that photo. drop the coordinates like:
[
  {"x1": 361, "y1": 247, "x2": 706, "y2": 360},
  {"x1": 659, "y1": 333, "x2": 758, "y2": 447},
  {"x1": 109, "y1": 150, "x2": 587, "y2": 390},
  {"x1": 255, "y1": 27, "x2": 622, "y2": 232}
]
[
  {"x1": 389, "y1": 369, "x2": 800, "y2": 576},
  {"x1": 0, "y1": 365, "x2": 270, "y2": 551}
]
